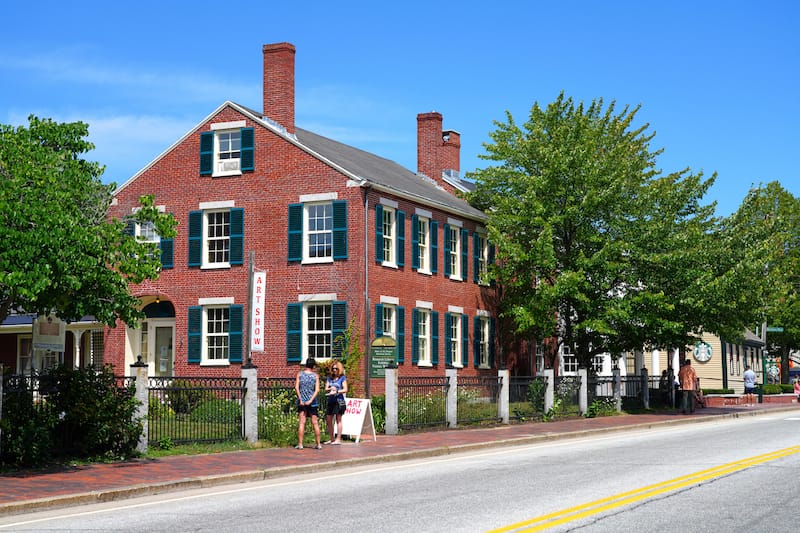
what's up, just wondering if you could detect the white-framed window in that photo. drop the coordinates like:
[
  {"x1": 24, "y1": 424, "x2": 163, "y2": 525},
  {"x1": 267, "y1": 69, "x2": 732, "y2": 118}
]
[
  {"x1": 448, "y1": 313, "x2": 463, "y2": 367},
  {"x1": 136, "y1": 221, "x2": 160, "y2": 244},
  {"x1": 562, "y1": 345, "x2": 578, "y2": 373},
  {"x1": 447, "y1": 225, "x2": 461, "y2": 280},
  {"x1": 215, "y1": 129, "x2": 241, "y2": 174},
  {"x1": 416, "y1": 309, "x2": 431, "y2": 366},
  {"x1": 381, "y1": 304, "x2": 397, "y2": 340},
  {"x1": 381, "y1": 206, "x2": 396, "y2": 265},
  {"x1": 205, "y1": 306, "x2": 230, "y2": 362},
  {"x1": 592, "y1": 355, "x2": 605, "y2": 374},
  {"x1": 476, "y1": 232, "x2": 489, "y2": 284},
  {"x1": 306, "y1": 303, "x2": 333, "y2": 360},
  {"x1": 205, "y1": 210, "x2": 231, "y2": 266},
  {"x1": 477, "y1": 317, "x2": 490, "y2": 368},
  {"x1": 306, "y1": 202, "x2": 333, "y2": 261},
  {"x1": 536, "y1": 343, "x2": 545, "y2": 372},
  {"x1": 416, "y1": 216, "x2": 430, "y2": 273}
]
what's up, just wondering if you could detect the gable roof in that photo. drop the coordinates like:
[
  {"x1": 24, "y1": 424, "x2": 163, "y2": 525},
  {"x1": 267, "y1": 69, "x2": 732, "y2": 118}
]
[{"x1": 115, "y1": 101, "x2": 485, "y2": 222}]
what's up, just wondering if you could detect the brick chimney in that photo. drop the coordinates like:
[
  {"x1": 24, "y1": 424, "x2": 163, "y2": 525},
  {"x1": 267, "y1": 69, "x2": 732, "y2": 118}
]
[
  {"x1": 263, "y1": 42, "x2": 296, "y2": 134},
  {"x1": 417, "y1": 112, "x2": 460, "y2": 193}
]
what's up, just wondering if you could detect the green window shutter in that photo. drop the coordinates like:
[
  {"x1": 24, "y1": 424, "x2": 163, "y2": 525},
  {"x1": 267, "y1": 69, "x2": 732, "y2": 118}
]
[
  {"x1": 397, "y1": 306, "x2": 405, "y2": 364},
  {"x1": 488, "y1": 241, "x2": 496, "y2": 286},
  {"x1": 375, "y1": 304, "x2": 384, "y2": 336},
  {"x1": 228, "y1": 304, "x2": 243, "y2": 363},
  {"x1": 123, "y1": 219, "x2": 136, "y2": 236},
  {"x1": 431, "y1": 220, "x2": 438, "y2": 274},
  {"x1": 188, "y1": 210, "x2": 202, "y2": 267},
  {"x1": 411, "y1": 308, "x2": 419, "y2": 364},
  {"x1": 462, "y1": 313, "x2": 469, "y2": 367},
  {"x1": 188, "y1": 306, "x2": 202, "y2": 364},
  {"x1": 332, "y1": 301, "x2": 347, "y2": 358},
  {"x1": 489, "y1": 318, "x2": 496, "y2": 368},
  {"x1": 287, "y1": 204, "x2": 303, "y2": 262},
  {"x1": 411, "y1": 215, "x2": 420, "y2": 270},
  {"x1": 461, "y1": 228, "x2": 469, "y2": 281},
  {"x1": 431, "y1": 311, "x2": 439, "y2": 366},
  {"x1": 444, "y1": 313, "x2": 452, "y2": 366},
  {"x1": 397, "y1": 210, "x2": 405, "y2": 267},
  {"x1": 230, "y1": 208, "x2": 244, "y2": 265},
  {"x1": 473, "y1": 233, "x2": 480, "y2": 283},
  {"x1": 240, "y1": 127, "x2": 254, "y2": 171},
  {"x1": 375, "y1": 204, "x2": 383, "y2": 264},
  {"x1": 200, "y1": 132, "x2": 214, "y2": 176},
  {"x1": 473, "y1": 317, "x2": 480, "y2": 367},
  {"x1": 443, "y1": 223, "x2": 451, "y2": 277},
  {"x1": 286, "y1": 303, "x2": 302, "y2": 363},
  {"x1": 333, "y1": 200, "x2": 348, "y2": 260},
  {"x1": 160, "y1": 238, "x2": 174, "y2": 269}
]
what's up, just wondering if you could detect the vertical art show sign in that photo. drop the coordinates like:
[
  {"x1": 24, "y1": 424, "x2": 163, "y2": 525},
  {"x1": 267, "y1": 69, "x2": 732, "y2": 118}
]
[{"x1": 250, "y1": 272, "x2": 266, "y2": 352}]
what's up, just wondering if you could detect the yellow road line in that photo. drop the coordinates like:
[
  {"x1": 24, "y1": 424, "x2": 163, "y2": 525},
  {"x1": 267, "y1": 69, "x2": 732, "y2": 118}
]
[{"x1": 488, "y1": 445, "x2": 800, "y2": 533}]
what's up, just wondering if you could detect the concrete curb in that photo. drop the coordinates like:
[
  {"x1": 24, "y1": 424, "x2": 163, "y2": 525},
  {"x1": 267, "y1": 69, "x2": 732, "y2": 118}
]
[{"x1": 2, "y1": 407, "x2": 795, "y2": 516}]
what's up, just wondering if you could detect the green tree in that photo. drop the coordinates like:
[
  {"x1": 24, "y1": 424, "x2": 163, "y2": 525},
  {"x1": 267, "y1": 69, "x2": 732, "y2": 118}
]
[
  {"x1": 0, "y1": 116, "x2": 176, "y2": 327},
  {"x1": 723, "y1": 183, "x2": 800, "y2": 379},
  {"x1": 467, "y1": 93, "x2": 721, "y2": 368}
]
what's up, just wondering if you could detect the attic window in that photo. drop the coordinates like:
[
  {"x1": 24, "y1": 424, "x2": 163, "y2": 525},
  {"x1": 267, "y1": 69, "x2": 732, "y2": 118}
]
[{"x1": 200, "y1": 125, "x2": 254, "y2": 177}]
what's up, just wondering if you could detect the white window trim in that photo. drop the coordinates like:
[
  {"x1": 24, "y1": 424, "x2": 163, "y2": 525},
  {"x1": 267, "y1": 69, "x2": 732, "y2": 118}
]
[
  {"x1": 381, "y1": 303, "x2": 397, "y2": 341},
  {"x1": 303, "y1": 201, "x2": 335, "y2": 265},
  {"x1": 210, "y1": 123, "x2": 245, "y2": 178},
  {"x1": 449, "y1": 312, "x2": 463, "y2": 369},
  {"x1": 303, "y1": 301, "x2": 334, "y2": 361},
  {"x1": 202, "y1": 209, "x2": 232, "y2": 270},
  {"x1": 417, "y1": 308, "x2": 432, "y2": 367},
  {"x1": 416, "y1": 215, "x2": 432, "y2": 275},
  {"x1": 476, "y1": 231, "x2": 490, "y2": 286},
  {"x1": 477, "y1": 316, "x2": 491, "y2": 369},
  {"x1": 447, "y1": 225, "x2": 462, "y2": 281},
  {"x1": 201, "y1": 305, "x2": 231, "y2": 367},
  {"x1": 381, "y1": 204, "x2": 397, "y2": 268}
]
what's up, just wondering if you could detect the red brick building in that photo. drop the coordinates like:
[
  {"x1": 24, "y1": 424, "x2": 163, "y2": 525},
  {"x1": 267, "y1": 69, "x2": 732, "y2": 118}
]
[{"x1": 104, "y1": 42, "x2": 497, "y2": 388}]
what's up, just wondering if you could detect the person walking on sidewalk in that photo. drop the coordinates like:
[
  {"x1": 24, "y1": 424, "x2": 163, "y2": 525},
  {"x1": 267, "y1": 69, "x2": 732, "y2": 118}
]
[
  {"x1": 324, "y1": 360, "x2": 348, "y2": 445},
  {"x1": 743, "y1": 365, "x2": 757, "y2": 406},
  {"x1": 678, "y1": 359, "x2": 697, "y2": 414},
  {"x1": 295, "y1": 357, "x2": 322, "y2": 450}
]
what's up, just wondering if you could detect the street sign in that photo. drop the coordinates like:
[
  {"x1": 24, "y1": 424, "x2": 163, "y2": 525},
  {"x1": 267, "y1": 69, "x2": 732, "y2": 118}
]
[{"x1": 766, "y1": 327, "x2": 784, "y2": 333}]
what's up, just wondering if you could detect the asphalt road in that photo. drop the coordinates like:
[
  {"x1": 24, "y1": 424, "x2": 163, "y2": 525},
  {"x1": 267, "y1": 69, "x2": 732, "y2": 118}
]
[{"x1": 2, "y1": 413, "x2": 798, "y2": 532}]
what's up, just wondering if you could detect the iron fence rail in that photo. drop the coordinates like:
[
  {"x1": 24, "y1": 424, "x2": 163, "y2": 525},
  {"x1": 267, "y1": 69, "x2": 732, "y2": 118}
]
[
  {"x1": 398, "y1": 376, "x2": 449, "y2": 429},
  {"x1": 256, "y1": 377, "x2": 296, "y2": 440},
  {"x1": 456, "y1": 375, "x2": 502, "y2": 424},
  {"x1": 509, "y1": 376, "x2": 548, "y2": 420},
  {"x1": 147, "y1": 376, "x2": 246, "y2": 445}
]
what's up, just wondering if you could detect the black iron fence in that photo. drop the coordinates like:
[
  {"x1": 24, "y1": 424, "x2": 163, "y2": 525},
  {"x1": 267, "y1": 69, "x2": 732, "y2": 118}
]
[
  {"x1": 398, "y1": 376, "x2": 449, "y2": 429},
  {"x1": 147, "y1": 376, "x2": 246, "y2": 445},
  {"x1": 509, "y1": 376, "x2": 548, "y2": 421},
  {"x1": 457, "y1": 375, "x2": 502, "y2": 424},
  {"x1": 554, "y1": 375, "x2": 582, "y2": 416},
  {"x1": 256, "y1": 377, "x2": 296, "y2": 441}
]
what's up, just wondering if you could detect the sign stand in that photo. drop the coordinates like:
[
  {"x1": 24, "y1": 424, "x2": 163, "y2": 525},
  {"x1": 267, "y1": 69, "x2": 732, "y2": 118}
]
[{"x1": 337, "y1": 398, "x2": 376, "y2": 443}]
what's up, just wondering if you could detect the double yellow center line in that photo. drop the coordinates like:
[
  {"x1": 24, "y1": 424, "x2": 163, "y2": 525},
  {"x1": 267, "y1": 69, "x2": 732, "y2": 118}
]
[{"x1": 489, "y1": 445, "x2": 800, "y2": 532}]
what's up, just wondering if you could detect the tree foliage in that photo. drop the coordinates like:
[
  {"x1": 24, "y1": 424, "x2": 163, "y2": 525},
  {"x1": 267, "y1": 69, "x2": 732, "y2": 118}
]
[
  {"x1": 725, "y1": 183, "x2": 800, "y2": 376},
  {"x1": 0, "y1": 116, "x2": 176, "y2": 327},
  {"x1": 467, "y1": 92, "x2": 729, "y2": 367}
]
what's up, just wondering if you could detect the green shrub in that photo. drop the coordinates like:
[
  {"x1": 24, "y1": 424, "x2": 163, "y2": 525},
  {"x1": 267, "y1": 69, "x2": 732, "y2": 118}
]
[
  {"x1": 585, "y1": 398, "x2": 616, "y2": 418},
  {"x1": 149, "y1": 395, "x2": 175, "y2": 419},
  {"x1": 762, "y1": 384, "x2": 783, "y2": 395},
  {"x1": 1, "y1": 365, "x2": 142, "y2": 468},
  {"x1": 164, "y1": 380, "x2": 215, "y2": 414},
  {"x1": 527, "y1": 380, "x2": 546, "y2": 412},
  {"x1": 370, "y1": 394, "x2": 386, "y2": 433}
]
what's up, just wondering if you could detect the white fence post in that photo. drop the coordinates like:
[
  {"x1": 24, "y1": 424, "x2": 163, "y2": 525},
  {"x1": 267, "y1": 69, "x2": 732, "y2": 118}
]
[
  {"x1": 578, "y1": 368, "x2": 588, "y2": 416},
  {"x1": 384, "y1": 365, "x2": 398, "y2": 435},
  {"x1": 640, "y1": 367, "x2": 650, "y2": 410},
  {"x1": 446, "y1": 367, "x2": 458, "y2": 428},
  {"x1": 543, "y1": 369, "x2": 555, "y2": 413},
  {"x1": 131, "y1": 356, "x2": 149, "y2": 454},
  {"x1": 498, "y1": 368, "x2": 510, "y2": 424},
  {"x1": 613, "y1": 367, "x2": 622, "y2": 412},
  {"x1": 242, "y1": 359, "x2": 258, "y2": 444}
]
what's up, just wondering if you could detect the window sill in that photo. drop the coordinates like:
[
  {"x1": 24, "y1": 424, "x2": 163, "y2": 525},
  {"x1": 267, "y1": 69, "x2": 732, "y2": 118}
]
[
  {"x1": 381, "y1": 261, "x2": 398, "y2": 269},
  {"x1": 302, "y1": 257, "x2": 334, "y2": 265},
  {"x1": 417, "y1": 361, "x2": 433, "y2": 368},
  {"x1": 200, "y1": 264, "x2": 231, "y2": 270},
  {"x1": 211, "y1": 171, "x2": 243, "y2": 178},
  {"x1": 200, "y1": 361, "x2": 230, "y2": 367}
]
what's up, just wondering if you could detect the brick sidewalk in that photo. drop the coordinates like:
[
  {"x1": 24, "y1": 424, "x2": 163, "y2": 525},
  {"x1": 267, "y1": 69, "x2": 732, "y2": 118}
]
[{"x1": 2, "y1": 403, "x2": 797, "y2": 516}]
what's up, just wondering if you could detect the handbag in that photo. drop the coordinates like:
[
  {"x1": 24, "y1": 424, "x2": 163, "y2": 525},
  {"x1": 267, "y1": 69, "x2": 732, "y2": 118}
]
[{"x1": 337, "y1": 396, "x2": 347, "y2": 410}]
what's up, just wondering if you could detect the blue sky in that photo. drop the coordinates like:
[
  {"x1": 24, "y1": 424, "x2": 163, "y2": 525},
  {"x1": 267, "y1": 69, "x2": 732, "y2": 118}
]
[{"x1": 2, "y1": 0, "x2": 797, "y2": 216}]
